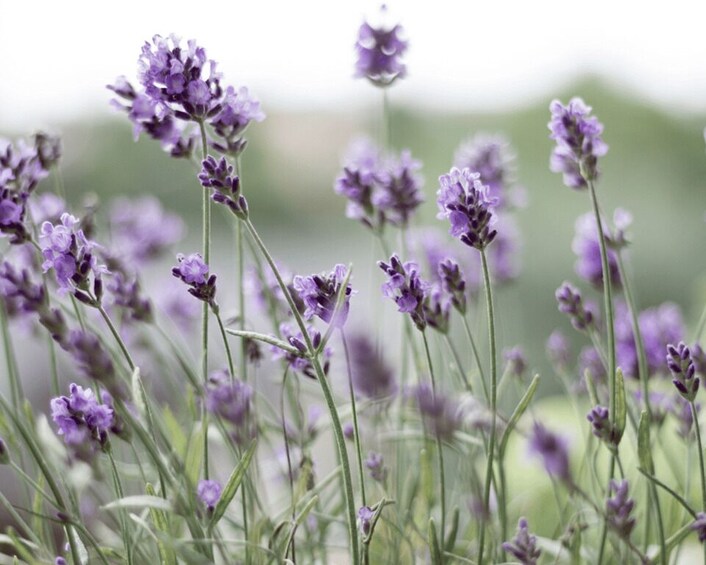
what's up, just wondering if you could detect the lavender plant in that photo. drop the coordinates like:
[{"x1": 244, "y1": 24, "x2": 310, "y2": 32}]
[{"x1": 1, "y1": 11, "x2": 706, "y2": 565}]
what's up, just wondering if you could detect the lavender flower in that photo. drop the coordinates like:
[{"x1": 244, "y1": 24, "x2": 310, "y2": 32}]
[
  {"x1": 197, "y1": 479, "x2": 222, "y2": 513},
  {"x1": 692, "y1": 512, "x2": 706, "y2": 543},
  {"x1": 378, "y1": 254, "x2": 428, "y2": 331},
  {"x1": 667, "y1": 342, "x2": 698, "y2": 401},
  {"x1": 293, "y1": 264, "x2": 353, "y2": 327},
  {"x1": 454, "y1": 134, "x2": 517, "y2": 209},
  {"x1": 572, "y1": 213, "x2": 620, "y2": 289},
  {"x1": 199, "y1": 155, "x2": 248, "y2": 219},
  {"x1": 502, "y1": 518, "x2": 541, "y2": 565},
  {"x1": 528, "y1": 422, "x2": 571, "y2": 484},
  {"x1": 555, "y1": 281, "x2": 595, "y2": 331},
  {"x1": 606, "y1": 479, "x2": 636, "y2": 539},
  {"x1": 347, "y1": 333, "x2": 397, "y2": 401},
  {"x1": 411, "y1": 383, "x2": 461, "y2": 441},
  {"x1": 438, "y1": 258, "x2": 467, "y2": 314},
  {"x1": 548, "y1": 97, "x2": 608, "y2": 189},
  {"x1": 29, "y1": 192, "x2": 65, "y2": 224},
  {"x1": 0, "y1": 188, "x2": 30, "y2": 244},
  {"x1": 579, "y1": 346, "x2": 606, "y2": 384},
  {"x1": 365, "y1": 451, "x2": 388, "y2": 483},
  {"x1": 32, "y1": 132, "x2": 62, "y2": 170},
  {"x1": 67, "y1": 330, "x2": 126, "y2": 400},
  {"x1": 375, "y1": 150, "x2": 423, "y2": 226},
  {"x1": 436, "y1": 167, "x2": 498, "y2": 250},
  {"x1": 172, "y1": 253, "x2": 217, "y2": 308},
  {"x1": 210, "y1": 86, "x2": 265, "y2": 156},
  {"x1": 274, "y1": 323, "x2": 332, "y2": 379},
  {"x1": 50, "y1": 383, "x2": 114, "y2": 459},
  {"x1": 0, "y1": 136, "x2": 49, "y2": 194},
  {"x1": 671, "y1": 396, "x2": 696, "y2": 440},
  {"x1": 354, "y1": 8, "x2": 408, "y2": 87},
  {"x1": 106, "y1": 271, "x2": 153, "y2": 323},
  {"x1": 546, "y1": 330, "x2": 571, "y2": 371},
  {"x1": 40, "y1": 212, "x2": 108, "y2": 302},
  {"x1": 587, "y1": 405, "x2": 620, "y2": 446},
  {"x1": 422, "y1": 283, "x2": 450, "y2": 334},
  {"x1": 109, "y1": 197, "x2": 183, "y2": 264},
  {"x1": 503, "y1": 346, "x2": 527, "y2": 379},
  {"x1": 358, "y1": 505, "x2": 375, "y2": 536},
  {"x1": 205, "y1": 370, "x2": 256, "y2": 445},
  {"x1": 246, "y1": 263, "x2": 305, "y2": 320}
]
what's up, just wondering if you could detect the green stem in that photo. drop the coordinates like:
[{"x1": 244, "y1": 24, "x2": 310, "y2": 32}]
[
  {"x1": 477, "y1": 250, "x2": 498, "y2": 565},
  {"x1": 443, "y1": 334, "x2": 472, "y2": 392},
  {"x1": 107, "y1": 447, "x2": 133, "y2": 565},
  {"x1": 213, "y1": 308, "x2": 235, "y2": 378},
  {"x1": 694, "y1": 302, "x2": 706, "y2": 343},
  {"x1": 243, "y1": 218, "x2": 360, "y2": 565},
  {"x1": 342, "y1": 329, "x2": 367, "y2": 506},
  {"x1": 421, "y1": 330, "x2": 446, "y2": 554},
  {"x1": 0, "y1": 301, "x2": 23, "y2": 411},
  {"x1": 692, "y1": 401, "x2": 706, "y2": 510},
  {"x1": 97, "y1": 304, "x2": 136, "y2": 371},
  {"x1": 461, "y1": 315, "x2": 489, "y2": 403}
]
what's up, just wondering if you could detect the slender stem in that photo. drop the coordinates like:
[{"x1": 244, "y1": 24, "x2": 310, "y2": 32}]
[
  {"x1": 243, "y1": 217, "x2": 360, "y2": 564},
  {"x1": 461, "y1": 314, "x2": 489, "y2": 403},
  {"x1": 213, "y1": 308, "x2": 235, "y2": 378},
  {"x1": 381, "y1": 88, "x2": 391, "y2": 150},
  {"x1": 421, "y1": 330, "x2": 446, "y2": 552},
  {"x1": 477, "y1": 250, "x2": 498, "y2": 565},
  {"x1": 280, "y1": 369, "x2": 297, "y2": 560},
  {"x1": 342, "y1": 329, "x2": 367, "y2": 506},
  {"x1": 107, "y1": 447, "x2": 133, "y2": 565},
  {"x1": 443, "y1": 334, "x2": 472, "y2": 392},
  {"x1": 692, "y1": 401, "x2": 706, "y2": 510},
  {"x1": 97, "y1": 304, "x2": 136, "y2": 371},
  {"x1": 0, "y1": 300, "x2": 23, "y2": 411},
  {"x1": 694, "y1": 302, "x2": 706, "y2": 343}
]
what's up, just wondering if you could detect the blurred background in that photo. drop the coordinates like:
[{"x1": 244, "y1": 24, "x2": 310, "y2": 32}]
[{"x1": 1, "y1": 0, "x2": 706, "y2": 388}]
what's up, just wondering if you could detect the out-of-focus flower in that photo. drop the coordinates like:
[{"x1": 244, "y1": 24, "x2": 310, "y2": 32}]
[
  {"x1": 503, "y1": 346, "x2": 527, "y2": 379},
  {"x1": 546, "y1": 330, "x2": 571, "y2": 372},
  {"x1": 502, "y1": 517, "x2": 541, "y2": 565},
  {"x1": 411, "y1": 383, "x2": 461, "y2": 440},
  {"x1": 572, "y1": 213, "x2": 620, "y2": 289},
  {"x1": 293, "y1": 264, "x2": 353, "y2": 328},
  {"x1": 354, "y1": 7, "x2": 408, "y2": 86},
  {"x1": 197, "y1": 479, "x2": 222, "y2": 512},
  {"x1": 347, "y1": 333, "x2": 397, "y2": 401},
  {"x1": 205, "y1": 370, "x2": 256, "y2": 445},
  {"x1": 528, "y1": 422, "x2": 571, "y2": 484},
  {"x1": 555, "y1": 281, "x2": 595, "y2": 331},
  {"x1": 365, "y1": 451, "x2": 388, "y2": 483},
  {"x1": 606, "y1": 479, "x2": 636, "y2": 539}
]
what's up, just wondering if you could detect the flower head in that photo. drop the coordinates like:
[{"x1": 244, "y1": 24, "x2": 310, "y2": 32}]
[
  {"x1": 205, "y1": 370, "x2": 256, "y2": 445},
  {"x1": 546, "y1": 330, "x2": 571, "y2": 371},
  {"x1": 555, "y1": 281, "x2": 595, "y2": 331},
  {"x1": 378, "y1": 254, "x2": 428, "y2": 331},
  {"x1": 548, "y1": 97, "x2": 608, "y2": 189},
  {"x1": 274, "y1": 323, "x2": 332, "y2": 379},
  {"x1": 667, "y1": 342, "x2": 698, "y2": 401},
  {"x1": 692, "y1": 512, "x2": 706, "y2": 543},
  {"x1": 572, "y1": 213, "x2": 620, "y2": 289},
  {"x1": 293, "y1": 264, "x2": 353, "y2": 327},
  {"x1": 365, "y1": 451, "x2": 388, "y2": 483},
  {"x1": 438, "y1": 258, "x2": 467, "y2": 314},
  {"x1": 503, "y1": 346, "x2": 527, "y2": 379},
  {"x1": 437, "y1": 167, "x2": 498, "y2": 250},
  {"x1": 172, "y1": 253, "x2": 216, "y2": 307},
  {"x1": 197, "y1": 479, "x2": 222, "y2": 512},
  {"x1": 347, "y1": 333, "x2": 397, "y2": 401},
  {"x1": 606, "y1": 479, "x2": 636, "y2": 539},
  {"x1": 587, "y1": 405, "x2": 620, "y2": 446},
  {"x1": 354, "y1": 8, "x2": 408, "y2": 87},
  {"x1": 528, "y1": 422, "x2": 571, "y2": 483},
  {"x1": 502, "y1": 518, "x2": 541, "y2": 565},
  {"x1": 210, "y1": 86, "x2": 265, "y2": 156},
  {"x1": 199, "y1": 155, "x2": 248, "y2": 218},
  {"x1": 411, "y1": 383, "x2": 461, "y2": 440}
]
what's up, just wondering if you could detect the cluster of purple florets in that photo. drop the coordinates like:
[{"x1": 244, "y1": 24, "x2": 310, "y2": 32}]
[
  {"x1": 354, "y1": 8, "x2": 408, "y2": 86},
  {"x1": 172, "y1": 252, "x2": 217, "y2": 308},
  {"x1": 108, "y1": 34, "x2": 264, "y2": 158},
  {"x1": 293, "y1": 264, "x2": 353, "y2": 328}
]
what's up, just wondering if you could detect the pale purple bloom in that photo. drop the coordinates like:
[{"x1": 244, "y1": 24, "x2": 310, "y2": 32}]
[
  {"x1": 528, "y1": 422, "x2": 571, "y2": 483},
  {"x1": 422, "y1": 283, "x2": 450, "y2": 334},
  {"x1": 454, "y1": 134, "x2": 517, "y2": 209},
  {"x1": 572, "y1": 213, "x2": 620, "y2": 289},
  {"x1": 411, "y1": 383, "x2": 461, "y2": 440},
  {"x1": 606, "y1": 479, "x2": 636, "y2": 539},
  {"x1": 40, "y1": 213, "x2": 108, "y2": 300},
  {"x1": 109, "y1": 197, "x2": 183, "y2": 263},
  {"x1": 51, "y1": 383, "x2": 114, "y2": 459},
  {"x1": 546, "y1": 330, "x2": 571, "y2": 371},
  {"x1": 0, "y1": 137, "x2": 50, "y2": 194},
  {"x1": 55, "y1": 558, "x2": 67, "y2": 565},
  {"x1": 502, "y1": 518, "x2": 541, "y2": 565},
  {"x1": 206, "y1": 370, "x2": 256, "y2": 445},
  {"x1": 28, "y1": 193, "x2": 65, "y2": 224},
  {"x1": 378, "y1": 254, "x2": 428, "y2": 331},
  {"x1": 246, "y1": 263, "x2": 305, "y2": 320},
  {"x1": 210, "y1": 86, "x2": 265, "y2": 155},
  {"x1": 293, "y1": 264, "x2": 353, "y2": 327},
  {"x1": 197, "y1": 479, "x2": 222, "y2": 512},
  {"x1": 579, "y1": 346, "x2": 606, "y2": 385},
  {"x1": 365, "y1": 451, "x2": 388, "y2": 483},
  {"x1": 555, "y1": 281, "x2": 595, "y2": 331},
  {"x1": 439, "y1": 258, "x2": 467, "y2": 314},
  {"x1": 374, "y1": 150, "x2": 423, "y2": 226},
  {"x1": 343, "y1": 421, "x2": 355, "y2": 440},
  {"x1": 106, "y1": 271, "x2": 153, "y2": 323},
  {"x1": 199, "y1": 155, "x2": 248, "y2": 218},
  {"x1": 68, "y1": 330, "x2": 126, "y2": 400},
  {"x1": 0, "y1": 189, "x2": 29, "y2": 244},
  {"x1": 487, "y1": 213, "x2": 522, "y2": 284},
  {"x1": 33, "y1": 132, "x2": 62, "y2": 170},
  {"x1": 172, "y1": 253, "x2": 216, "y2": 307},
  {"x1": 437, "y1": 167, "x2": 498, "y2": 250},
  {"x1": 347, "y1": 333, "x2": 397, "y2": 401},
  {"x1": 587, "y1": 405, "x2": 619, "y2": 446},
  {"x1": 548, "y1": 97, "x2": 608, "y2": 189},
  {"x1": 693, "y1": 512, "x2": 706, "y2": 543},
  {"x1": 274, "y1": 323, "x2": 332, "y2": 379},
  {"x1": 158, "y1": 276, "x2": 200, "y2": 330},
  {"x1": 667, "y1": 342, "x2": 698, "y2": 401},
  {"x1": 503, "y1": 346, "x2": 527, "y2": 379},
  {"x1": 354, "y1": 8, "x2": 408, "y2": 87},
  {"x1": 358, "y1": 505, "x2": 375, "y2": 536}
]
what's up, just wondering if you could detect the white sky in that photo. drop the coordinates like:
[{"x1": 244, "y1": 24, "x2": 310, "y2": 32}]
[{"x1": 1, "y1": 0, "x2": 706, "y2": 131}]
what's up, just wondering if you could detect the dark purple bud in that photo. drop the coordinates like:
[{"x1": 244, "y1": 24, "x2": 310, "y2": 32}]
[
  {"x1": 667, "y1": 342, "x2": 698, "y2": 402},
  {"x1": 502, "y1": 517, "x2": 541, "y2": 565}
]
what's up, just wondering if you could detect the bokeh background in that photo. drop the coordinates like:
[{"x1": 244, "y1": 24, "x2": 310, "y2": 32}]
[{"x1": 1, "y1": 0, "x2": 706, "y2": 391}]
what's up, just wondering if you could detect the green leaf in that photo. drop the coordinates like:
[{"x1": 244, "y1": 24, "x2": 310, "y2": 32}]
[
  {"x1": 500, "y1": 374, "x2": 540, "y2": 456},
  {"x1": 637, "y1": 411, "x2": 654, "y2": 474},
  {"x1": 208, "y1": 440, "x2": 257, "y2": 528},
  {"x1": 428, "y1": 518, "x2": 443, "y2": 565},
  {"x1": 444, "y1": 506, "x2": 460, "y2": 552},
  {"x1": 282, "y1": 495, "x2": 319, "y2": 561},
  {"x1": 585, "y1": 369, "x2": 599, "y2": 408},
  {"x1": 102, "y1": 495, "x2": 173, "y2": 513},
  {"x1": 146, "y1": 483, "x2": 177, "y2": 565},
  {"x1": 615, "y1": 368, "x2": 627, "y2": 444}
]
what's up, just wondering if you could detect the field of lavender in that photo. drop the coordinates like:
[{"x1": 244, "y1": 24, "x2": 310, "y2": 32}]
[{"x1": 1, "y1": 9, "x2": 706, "y2": 565}]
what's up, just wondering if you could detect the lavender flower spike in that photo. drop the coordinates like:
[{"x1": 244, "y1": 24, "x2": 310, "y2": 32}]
[
  {"x1": 197, "y1": 479, "x2": 222, "y2": 513},
  {"x1": 172, "y1": 253, "x2": 217, "y2": 309},
  {"x1": 199, "y1": 155, "x2": 248, "y2": 219},
  {"x1": 667, "y1": 342, "x2": 699, "y2": 401},
  {"x1": 205, "y1": 370, "x2": 256, "y2": 445},
  {"x1": 606, "y1": 479, "x2": 636, "y2": 539},
  {"x1": 528, "y1": 422, "x2": 571, "y2": 484},
  {"x1": 437, "y1": 167, "x2": 498, "y2": 251},
  {"x1": 555, "y1": 281, "x2": 594, "y2": 331},
  {"x1": 502, "y1": 517, "x2": 541, "y2": 565},
  {"x1": 438, "y1": 258, "x2": 467, "y2": 314},
  {"x1": 692, "y1": 512, "x2": 706, "y2": 543},
  {"x1": 347, "y1": 333, "x2": 397, "y2": 401},
  {"x1": 354, "y1": 7, "x2": 408, "y2": 87},
  {"x1": 293, "y1": 264, "x2": 353, "y2": 327},
  {"x1": 548, "y1": 97, "x2": 608, "y2": 189},
  {"x1": 587, "y1": 405, "x2": 620, "y2": 447},
  {"x1": 365, "y1": 451, "x2": 388, "y2": 483},
  {"x1": 378, "y1": 254, "x2": 428, "y2": 331}
]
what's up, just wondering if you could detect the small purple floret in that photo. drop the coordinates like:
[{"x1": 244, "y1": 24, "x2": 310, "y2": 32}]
[
  {"x1": 197, "y1": 479, "x2": 222, "y2": 512},
  {"x1": 502, "y1": 517, "x2": 541, "y2": 565}
]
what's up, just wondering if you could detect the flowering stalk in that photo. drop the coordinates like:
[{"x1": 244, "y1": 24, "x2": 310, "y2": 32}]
[
  {"x1": 477, "y1": 249, "x2": 499, "y2": 564},
  {"x1": 243, "y1": 217, "x2": 360, "y2": 564},
  {"x1": 692, "y1": 400, "x2": 706, "y2": 512}
]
